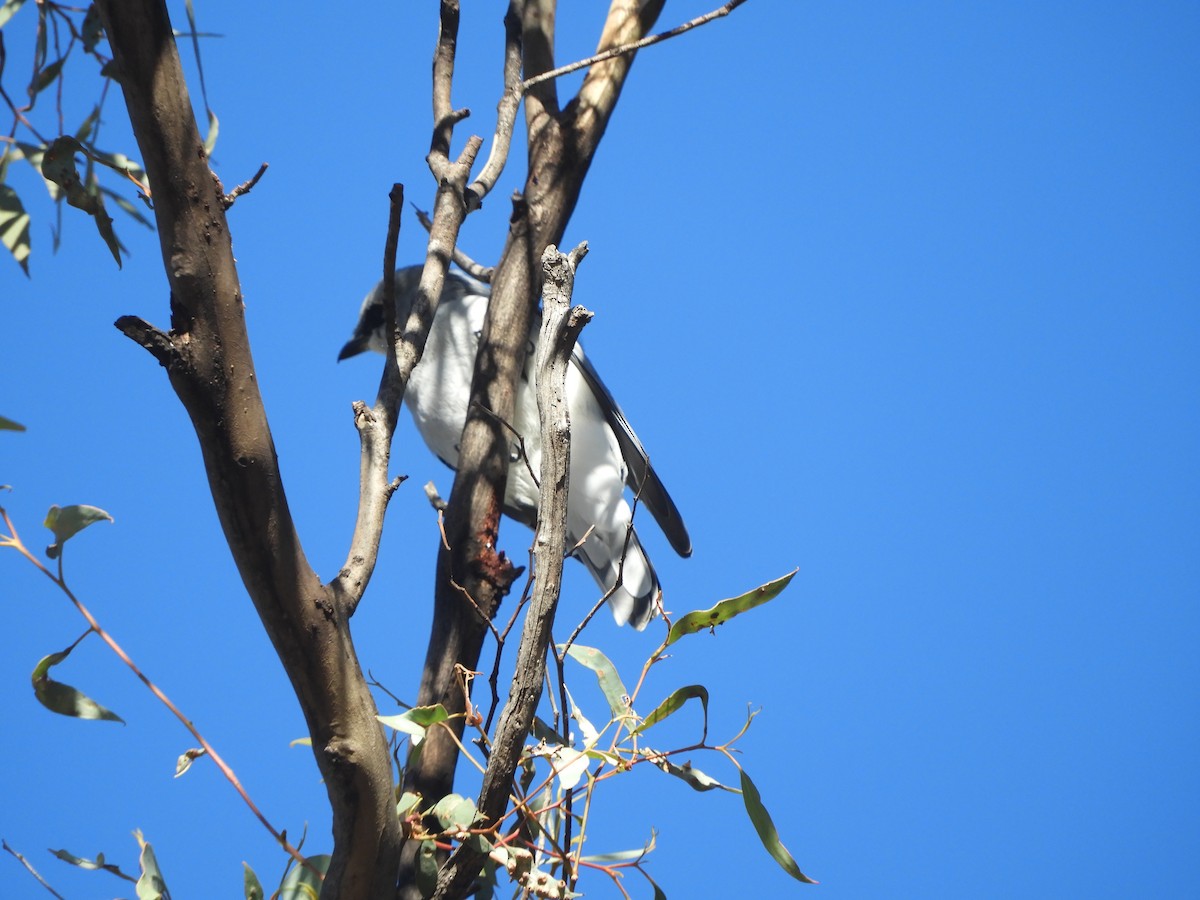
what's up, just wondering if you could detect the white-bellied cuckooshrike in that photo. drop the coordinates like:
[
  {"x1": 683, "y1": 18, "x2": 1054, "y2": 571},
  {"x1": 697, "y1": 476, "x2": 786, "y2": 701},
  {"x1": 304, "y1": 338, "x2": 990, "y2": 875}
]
[{"x1": 338, "y1": 266, "x2": 691, "y2": 630}]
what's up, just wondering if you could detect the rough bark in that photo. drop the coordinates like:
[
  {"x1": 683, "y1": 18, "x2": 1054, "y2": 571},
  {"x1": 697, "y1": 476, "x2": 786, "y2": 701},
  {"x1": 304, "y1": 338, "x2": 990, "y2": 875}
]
[
  {"x1": 96, "y1": 2, "x2": 399, "y2": 897},
  {"x1": 398, "y1": 2, "x2": 667, "y2": 896}
]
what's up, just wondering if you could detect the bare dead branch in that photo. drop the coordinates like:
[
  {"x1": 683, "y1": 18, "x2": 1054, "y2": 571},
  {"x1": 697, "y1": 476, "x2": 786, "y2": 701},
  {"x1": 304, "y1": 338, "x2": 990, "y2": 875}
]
[
  {"x1": 3, "y1": 839, "x2": 67, "y2": 899},
  {"x1": 333, "y1": 185, "x2": 406, "y2": 615},
  {"x1": 413, "y1": 204, "x2": 494, "y2": 281},
  {"x1": 113, "y1": 315, "x2": 177, "y2": 368},
  {"x1": 221, "y1": 161, "x2": 269, "y2": 209},
  {"x1": 430, "y1": 0, "x2": 462, "y2": 165},
  {"x1": 467, "y1": 5, "x2": 524, "y2": 205},
  {"x1": 432, "y1": 243, "x2": 592, "y2": 900},
  {"x1": 520, "y1": 0, "x2": 748, "y2": 93}
]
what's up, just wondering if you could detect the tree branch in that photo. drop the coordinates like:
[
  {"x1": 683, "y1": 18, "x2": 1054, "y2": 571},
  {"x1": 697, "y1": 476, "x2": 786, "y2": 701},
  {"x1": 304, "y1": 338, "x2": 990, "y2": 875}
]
[
  {"x1": 432, "y1": 244, "x2": 591, "y2": 900},
  {"x1": 96, "y1": 3, "x2": 399, "y2": 896}
]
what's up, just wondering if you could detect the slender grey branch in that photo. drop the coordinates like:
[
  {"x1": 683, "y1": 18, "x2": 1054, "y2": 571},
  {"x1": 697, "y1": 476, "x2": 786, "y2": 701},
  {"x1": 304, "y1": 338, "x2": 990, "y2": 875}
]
[
  {"x1": 413, "y1": 204, "x2": 495, "y2": 282},
  {"x1": 430, "y1": 0, "x2": 461, "y2": 165},
  {"x1": 221, "y1": 162, "x2": 269, "y2": 209},
  {"x1": 467, "y1": 5, "x2": 524, "y2": 206},
  {"x1": 332, "y1": 185, "x2": 405, "y2": 615},
  {"x1": 431, "y1": 243, "x2": 592, "y2": 900},
  {"x1": 522, "y1": 0, "x2": 747, "y2": 93}
]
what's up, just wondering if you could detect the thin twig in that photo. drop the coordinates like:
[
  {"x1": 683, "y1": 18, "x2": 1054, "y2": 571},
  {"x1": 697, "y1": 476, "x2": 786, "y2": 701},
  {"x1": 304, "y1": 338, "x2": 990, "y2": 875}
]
[
  {"x1": 0, "y1": 510, "x2": 319, "y2": 879},
  {"x1": 222, "y1": 161, "x2": 269, "y2": 208},
  {"x1": 412, "y1": 204, "x2": 494, "y2": 281},
  {"x1": 2, "y1": 840, "x2": 66, "y2": 900},
  {"x1": 520, "y1": 0, "x2": 748, "y2": 93}
]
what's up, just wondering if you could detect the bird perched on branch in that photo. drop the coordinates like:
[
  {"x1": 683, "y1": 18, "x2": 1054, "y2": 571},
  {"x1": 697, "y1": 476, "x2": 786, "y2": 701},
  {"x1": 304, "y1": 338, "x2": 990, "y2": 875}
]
[{"x1": 338, "y1": 266, "x2": 691, "y2": 630}]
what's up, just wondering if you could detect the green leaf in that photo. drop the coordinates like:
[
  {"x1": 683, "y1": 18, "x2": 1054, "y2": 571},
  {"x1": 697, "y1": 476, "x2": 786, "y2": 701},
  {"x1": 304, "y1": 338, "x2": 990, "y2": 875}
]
[
  {"x1": 430, "y1": 794, "x2": 479, "y2": 833},
  {"x1": 415, "y1": 839, "x2": 439, "y2": 899},
  {"x1": 0, "y1": 415, "x2": 26, "y2": 431},
  {"x1": 0, "y1": 0, "x2": 28, "y2": 29},
  {"x1": 562, "y1": 644, "x2": 628, "y2": 718},
  {"x1": 133, "y1": 830, "x2": 169, "y2": 900},
  {"x1": 396, "y1": 791, "x2": 422, "y2": 820},
  {"x1": 666, "y1": 570, "x2": 797, "y2": 645},
  {"x1": 75, "y1": 105, "x2": 102, "y2": 144},
  {"x1": 278, "y1": 855, "x2": 330, "y2": 900},
  {"x1": 0, "y1": 183, "x2": 31, "y2": 275},
  {"x1": 739, "y1": 768, "x2": 817, "y2": 884},
  {"x1": 27, "y1": 56, "x2": 67, "y2": 102},
  {"x1": 174, "y1": 747, "x2": 206, "y2": 777},
  {"x1": 44, "y1": 503, "x2": 113, "y2": 557},
  {"x1": 49, "y1": 848, "x2": 136, "y2": 881},
  {"x1": 377, "y1": 704, "x2": 450, "y2": 746},
  {"x1": 32, "y1": 641, "x2": 125, "y2": 723},
  {"x1": 647, "y1": 752, "x2": 736, "y2": 793},
  {"x1": 81, "y1": 4, "x2": 103, "y2": 54},
  {"x1": 632, "y1": 684, "x2": 709, "y2": 739},
  {"x1": 204, "y1": 108, "x2": 219, "y2": 155},
  {"x1": 40, "y1": 136, "x2": 122, "y2": 267},
  {"x1": 243, "y1": 862, "x2": 264, "y2": 900},
  {"x1": 581, "y1": 828, "x2": 657, "y2": 864}
]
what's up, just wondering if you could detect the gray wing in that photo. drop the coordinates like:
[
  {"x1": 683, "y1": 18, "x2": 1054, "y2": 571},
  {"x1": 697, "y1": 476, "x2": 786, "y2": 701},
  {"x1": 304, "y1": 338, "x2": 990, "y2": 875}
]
[{"x1": 570, "y1": 346, "x2": 692, "y2": 558}]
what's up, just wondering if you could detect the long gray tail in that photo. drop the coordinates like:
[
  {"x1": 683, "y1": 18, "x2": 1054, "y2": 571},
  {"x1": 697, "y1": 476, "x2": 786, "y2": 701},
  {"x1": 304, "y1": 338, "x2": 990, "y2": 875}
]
[{"x1": 574, "y1": 525, "x2": 659, "y2": 630}]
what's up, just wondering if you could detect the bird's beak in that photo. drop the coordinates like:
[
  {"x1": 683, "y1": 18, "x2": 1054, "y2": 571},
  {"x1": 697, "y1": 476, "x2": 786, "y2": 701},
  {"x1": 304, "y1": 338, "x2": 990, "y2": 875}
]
[{"x1": 337, "y1": 337, "x2": 369, "y2": 362}]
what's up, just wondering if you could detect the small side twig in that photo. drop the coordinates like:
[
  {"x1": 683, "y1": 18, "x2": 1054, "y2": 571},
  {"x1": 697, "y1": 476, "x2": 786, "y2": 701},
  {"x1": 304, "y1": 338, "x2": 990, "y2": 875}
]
[
  {"x1": 412, "y1": 205, "x2": 494, "y2": 282},
  {"x1": 222, "y1": 162, "x2": 269, "y2": 209},
  {"x1": 2, "y1": 840, "x2": 66, "y2": 900},
  {"x1": 0, "y1": 510, "x2": 319, "y2": 881},
  {"x1": 520, "y1": 0, "x2": 749, "y2": 93}
]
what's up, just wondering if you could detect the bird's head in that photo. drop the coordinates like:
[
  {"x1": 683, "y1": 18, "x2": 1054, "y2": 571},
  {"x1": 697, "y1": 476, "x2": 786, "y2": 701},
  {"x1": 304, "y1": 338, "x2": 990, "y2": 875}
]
[{"x1": 337, "y1": 265, "x2": 426, "y2": 361}]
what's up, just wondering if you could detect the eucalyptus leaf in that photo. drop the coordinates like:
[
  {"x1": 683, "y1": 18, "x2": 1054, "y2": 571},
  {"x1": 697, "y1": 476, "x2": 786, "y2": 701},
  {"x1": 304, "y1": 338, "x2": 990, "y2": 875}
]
[
  {"x1": 666, "y1": 570, "x2": 797, "y2": 645},
  {"x1": 739, "y1": 768, "x2": 817, "y2": 883},
  {"x1": 0, "y1": 0, "x2": 28, "y2": 29},
  {"x1": 633, "y1": 684, "x2": 709, "y2": 739},
  {"x1": 44, "y1": 503, "x2": 113, "y2": 558},
  {"x1": 278, "y1": 854, "x2": 330, "y2": 900},
  {"x1": 243, "y1": 862, "x2": 264, "y2": 900},
  {"x1": 562, "y1": 644, "x2": 628, "y2": 718},
  {"x1": 133, "y1": 831, "x2": 169, "y2": 900},
  {"x1": 31, "y1": 642, "x2": 124, "y2": 723},
  {"x1": 0, "y1": 184, "x2": 31, "y2": 274}
]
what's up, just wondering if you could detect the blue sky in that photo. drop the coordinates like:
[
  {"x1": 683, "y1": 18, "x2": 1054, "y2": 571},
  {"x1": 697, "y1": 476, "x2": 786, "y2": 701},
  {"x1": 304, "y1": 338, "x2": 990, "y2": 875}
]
[{"x1": 3, "y1": 1, "x2": 1198, "y2": 897}]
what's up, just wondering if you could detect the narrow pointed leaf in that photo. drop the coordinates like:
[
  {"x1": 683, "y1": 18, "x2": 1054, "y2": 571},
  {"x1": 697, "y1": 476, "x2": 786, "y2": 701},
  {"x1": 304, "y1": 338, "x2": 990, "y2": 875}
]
[
  {"x1": 40, "y1": 137, "x2": 122, "y2": 267},
  {"x1": 32, "y1": 645, "x2": 124, "y2": 723},
  {"x1": 0, "y1": 0, "x2": 28, "y2": 29},
  {"x1": 582, "y1": 828, "x2": 657, "y2": 864},
  {"x1": 49, "y1": 848, "x2": 136, "y2": 881},
  {"x1": 739, "y1": 768, "x2": 817, "y2": 883},
  {"x1": 81, "y1": 4, "x2": 103, "y2": 53},
  {"x1": 415, "y1": 840, "x2": 438, "y2": 898},
  {"x1": 243, "y1": 862, "x2": 264, "y2": 900},
  {"x1": 0, "y1": 183, "x2": 31, "y2": 274},
  {"x1": 27, "y1": 56, "x2": 66, "y2": 100},
  {"x1": 632, "y1": 685, "x2": 709, "y2": 738},
  {"x1": 0, "y1": 414, "x2": 26, "y2": 431},
  {"x1": 134, "y1": 831, "x2": 169, "y2": 900},
  {"x1": 648, "y1": 753, "x2": 736, "y2": 793},
  {"x1": 667, "y1": 570, "x2": 797, "y2": 645},
  {"x1": 562, "y1": 644, "x2": 628, "y2": 718},
  {"x1": 278, "y1": 854, "x2": 329, "y2": 900},
  {"x1": 378, "y1": 704, "x2": 449, "y2": 746}
]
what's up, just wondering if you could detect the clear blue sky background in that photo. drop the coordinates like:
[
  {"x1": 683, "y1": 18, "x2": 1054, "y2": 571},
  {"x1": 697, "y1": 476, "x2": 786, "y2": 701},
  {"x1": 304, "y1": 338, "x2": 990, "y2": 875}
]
[{"x1": 3, "y1": 2, "x2": 1198, "y2": 897}]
